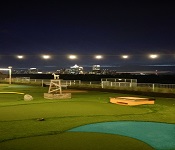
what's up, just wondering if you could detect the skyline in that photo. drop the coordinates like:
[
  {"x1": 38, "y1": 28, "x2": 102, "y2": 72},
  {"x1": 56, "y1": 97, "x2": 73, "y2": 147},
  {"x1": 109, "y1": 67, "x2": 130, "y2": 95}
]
[{"x1": 1, "y1": 1, "x2": 175, "y2": 71}]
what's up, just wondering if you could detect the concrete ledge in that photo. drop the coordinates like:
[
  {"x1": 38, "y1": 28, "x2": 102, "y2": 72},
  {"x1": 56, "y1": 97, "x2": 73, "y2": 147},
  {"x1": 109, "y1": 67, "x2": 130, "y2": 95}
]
[{"x1": 44, "y1": 93, "x2": 71, "y2": 99}]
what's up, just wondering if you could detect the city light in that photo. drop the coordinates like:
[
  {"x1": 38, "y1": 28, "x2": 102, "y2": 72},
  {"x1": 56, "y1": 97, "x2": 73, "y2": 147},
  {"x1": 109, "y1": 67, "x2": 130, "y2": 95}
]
[
  {"x1": 16, "y1": 55, "x2": 24, "y2": 59},
  {"x1": 149, "y1": 54, "x2": 159, "y2": 59},
  {"x1": 42, "y1": 55, "x2": 51, "y2": 59},
  {"x1": 121, "y1": 55, "x2": 129, "y2": 59},
  {"x1": 95, "y1": 55, "x2": 103, "y2": 59},
  {"x1": 68, "y1": 55, "x2": 77, "y2": 59}
]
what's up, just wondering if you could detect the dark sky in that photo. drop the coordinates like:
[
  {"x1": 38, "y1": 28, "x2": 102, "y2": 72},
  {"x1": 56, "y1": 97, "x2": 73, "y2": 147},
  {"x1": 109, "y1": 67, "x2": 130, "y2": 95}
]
[{"x1": 0, "y1": 1, "x2": 175, "y2": 71}]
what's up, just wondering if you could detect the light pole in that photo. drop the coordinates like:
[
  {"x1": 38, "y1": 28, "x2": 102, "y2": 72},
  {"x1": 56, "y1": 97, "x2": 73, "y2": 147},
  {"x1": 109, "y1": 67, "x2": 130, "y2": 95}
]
[{"x1": 8, "y1": 66, "x2": 12, "y2": 84}]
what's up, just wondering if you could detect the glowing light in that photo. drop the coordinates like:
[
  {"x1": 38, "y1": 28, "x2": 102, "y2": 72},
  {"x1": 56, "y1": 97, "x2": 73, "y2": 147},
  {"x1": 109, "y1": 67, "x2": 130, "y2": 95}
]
[
  {"x1": 95, "y1": 55, "x2": 103, "y2": 59},
  {"x1": 17, "y1": 55, "x2": 24, "y2": 59},
  {"x1": 42, "y1": 55, "x2": 51, "y2": 59},
  {"x1": 149, "y1": 54, "x2": 158, "y2": 59},
  {"x1": 68, "y1": 55, "x2": 77, "y2": 59},
  {"x1": 121, "y1": 55, "x2": 129, "y2": 59}
]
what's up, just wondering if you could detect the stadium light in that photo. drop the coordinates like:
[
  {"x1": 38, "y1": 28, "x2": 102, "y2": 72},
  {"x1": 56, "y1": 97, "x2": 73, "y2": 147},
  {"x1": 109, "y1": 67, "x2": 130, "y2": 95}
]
[
  {"x1": 121, "y1": 55, "x2": 129, "y2": 59},
  {"x1": 42, "y1": 55, "x2": 51, "y2": 59},
  {"x1": 68, "y1": 55, "x2": 77, "y2": 59},
  {"x1": 149, "y1": 54, "x2": 159, "y2": 59},
  {"x1": 16, "y1": 55, "x2": 24, "y2": 59},
  {"x1": 95, "y1": 55, "x2": 103, "y2": 59}
]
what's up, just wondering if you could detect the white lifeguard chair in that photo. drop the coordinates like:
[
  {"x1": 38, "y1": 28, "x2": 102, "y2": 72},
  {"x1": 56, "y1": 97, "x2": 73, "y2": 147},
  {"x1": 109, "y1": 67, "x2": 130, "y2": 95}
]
[
  {"x1": 44, "y1": 73, "x2": 71, "y2": 99},
  {"x1": 48, "y1": 79, "x2": 62, "y2": 94}
]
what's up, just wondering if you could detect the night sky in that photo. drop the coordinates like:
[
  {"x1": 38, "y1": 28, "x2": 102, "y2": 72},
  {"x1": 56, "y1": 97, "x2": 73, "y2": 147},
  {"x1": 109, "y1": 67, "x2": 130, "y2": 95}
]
[{"x1": 1, "y1": 1, "x2": 175, "y2": 72}]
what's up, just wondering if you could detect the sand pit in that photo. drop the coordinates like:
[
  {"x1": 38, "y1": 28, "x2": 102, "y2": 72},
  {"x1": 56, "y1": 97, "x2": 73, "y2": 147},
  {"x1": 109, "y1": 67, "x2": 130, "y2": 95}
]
[{"x1": 110, "y1": 97, "x2": 155, "y2": 106}]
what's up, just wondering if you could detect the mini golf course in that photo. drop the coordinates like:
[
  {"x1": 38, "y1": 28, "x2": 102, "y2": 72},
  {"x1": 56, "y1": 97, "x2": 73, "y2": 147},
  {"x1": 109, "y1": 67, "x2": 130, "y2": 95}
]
[{"x1": 0, "y1": 84, "x2": 175, "y2": 150}]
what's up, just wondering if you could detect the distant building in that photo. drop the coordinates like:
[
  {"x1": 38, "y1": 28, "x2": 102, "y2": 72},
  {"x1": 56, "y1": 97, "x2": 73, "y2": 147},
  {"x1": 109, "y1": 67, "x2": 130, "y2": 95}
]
[
  {"x1": 91, "y1": 65, "x2": 101, "y2": 74},
  {"x1": 92, "y1": 65, "x2": 100, "y2": 71},
  {"x1": 28, "y1": 68, "x2": 38, "y2": 74},
  {"x1": 12, "y1": 69, "x2": 29, "y2": 74},
  {"x1": 70, "y1": 64, "x2": 83, "y2": 74}
]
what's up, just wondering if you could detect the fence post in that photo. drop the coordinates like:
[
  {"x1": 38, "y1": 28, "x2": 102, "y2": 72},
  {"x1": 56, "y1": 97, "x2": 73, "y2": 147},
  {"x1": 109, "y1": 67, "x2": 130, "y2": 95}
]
[
  {"x1": 101, "y1": 81, "x2": 104, "y2": 88},
  {"x1": 41, "y1": 80, "x2": 44, "y2": 87}
]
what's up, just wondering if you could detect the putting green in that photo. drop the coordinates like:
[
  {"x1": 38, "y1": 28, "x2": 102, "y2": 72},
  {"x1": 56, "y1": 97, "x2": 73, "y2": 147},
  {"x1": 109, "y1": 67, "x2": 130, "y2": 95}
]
[
  {"x1": 69, "y1": 121, "x2": 175, "y2": 150},
  {"x1": 0, "y1": 132, "x2": 154, "y2": 150},
  {"x1": 0, "y1": 85, "x2": 175, "y2": 149}
]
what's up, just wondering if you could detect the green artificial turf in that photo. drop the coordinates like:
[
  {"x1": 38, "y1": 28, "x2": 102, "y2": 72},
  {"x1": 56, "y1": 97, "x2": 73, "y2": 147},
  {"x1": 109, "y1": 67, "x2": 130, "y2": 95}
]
[
  {"x1": 0, "y1": 84, "x2": 175, "y2": 150},
  {"x1": 0, "y1": 132, "x2": 154, "y2": 150}
]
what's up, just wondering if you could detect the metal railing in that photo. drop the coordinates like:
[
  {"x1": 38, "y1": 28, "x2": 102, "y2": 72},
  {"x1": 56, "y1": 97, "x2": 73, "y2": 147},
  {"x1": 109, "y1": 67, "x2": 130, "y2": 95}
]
[
  {"x1": 101, "y1": 81, "x2": 175, "y2": 93},
  {"x1": 1, "y1": 78, "x2": 175, "y2": 93}
]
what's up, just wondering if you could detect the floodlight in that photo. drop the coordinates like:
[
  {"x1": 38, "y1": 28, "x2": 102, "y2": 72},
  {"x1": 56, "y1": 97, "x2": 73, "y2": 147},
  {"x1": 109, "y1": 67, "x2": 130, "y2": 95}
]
[
  {"x1": 42, "y1": 55, "x2": 51, "y2": 59},
  {"x1": 95, "y1": 55, "x2": 103, "y2": 59},
  {"x1": 17, "y1": 55, "x2": 24, "y2": 59},
  {"x1": 121, "y1": 55, "x2": 129, "y2": 59},
  {"x1": 149, "y1": 54, "x2": 158, "y2": 59},
  {"x1": 68, "y1": 55, "x2": 77, "y2": 59}
]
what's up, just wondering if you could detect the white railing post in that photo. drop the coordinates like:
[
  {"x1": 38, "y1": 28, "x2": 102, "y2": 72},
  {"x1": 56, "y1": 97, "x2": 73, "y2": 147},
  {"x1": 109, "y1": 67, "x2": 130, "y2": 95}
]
[
  {"x1": 42, "y1": 80, "x2": 44, "y2": 87},
  {"x1": 152, "y1": 84, "x2": 155, "y2": 91},
  {"x1": 101, "y1": 81, "x2": 104, "y2": 88}
]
